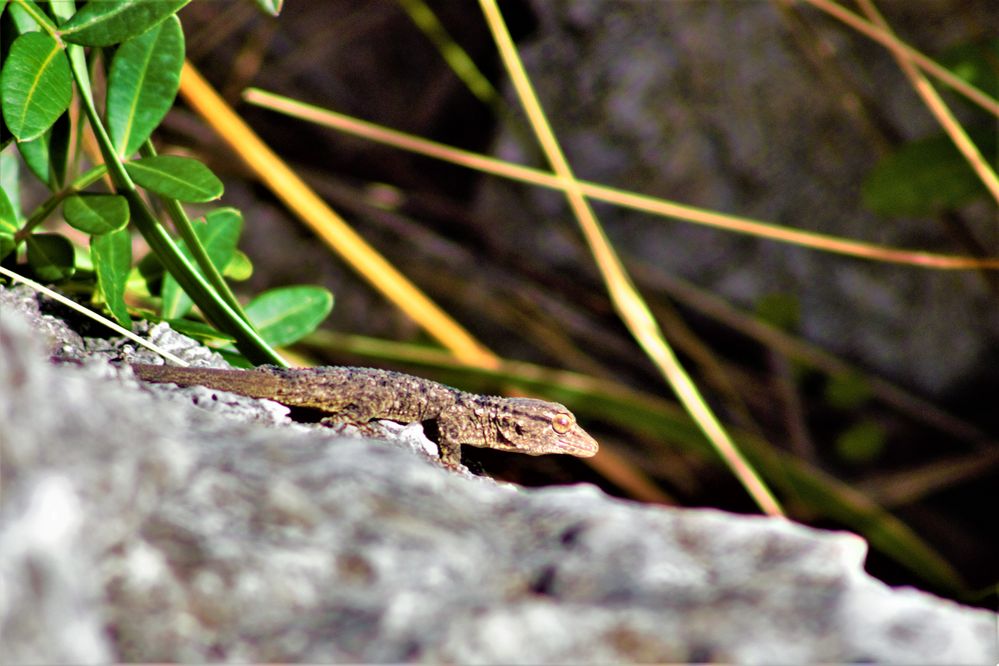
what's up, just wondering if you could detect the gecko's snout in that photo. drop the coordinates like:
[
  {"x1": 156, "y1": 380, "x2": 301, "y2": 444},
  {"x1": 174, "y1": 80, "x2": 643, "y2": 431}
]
[{"x1": 556, "y1": 425, "x2": 600, "y2": 457}]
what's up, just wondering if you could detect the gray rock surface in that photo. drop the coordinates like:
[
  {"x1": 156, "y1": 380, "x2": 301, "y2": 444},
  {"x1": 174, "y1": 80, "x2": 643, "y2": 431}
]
[{"x1": 1, "y1": 285, "x2": 996, "y2": 663}]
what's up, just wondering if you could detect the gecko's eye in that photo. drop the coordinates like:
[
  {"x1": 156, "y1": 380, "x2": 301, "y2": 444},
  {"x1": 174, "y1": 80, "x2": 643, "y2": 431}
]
[{"x1": 552, "y1": 413, "x2": 573, "y2": 434}]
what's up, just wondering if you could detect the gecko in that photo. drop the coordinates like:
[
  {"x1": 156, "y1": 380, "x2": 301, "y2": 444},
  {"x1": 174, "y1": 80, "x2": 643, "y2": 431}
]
[{"x1": 129, "y1": 363, "x2": 599, "y2": 466}]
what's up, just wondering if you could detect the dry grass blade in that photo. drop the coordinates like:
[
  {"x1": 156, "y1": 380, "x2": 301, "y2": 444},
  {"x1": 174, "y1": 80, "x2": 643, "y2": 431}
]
[
  {"x1": 242, "y1": 89, "x2": 999, "y2": 271},
  {"x1": 477, "y1": 0, "x2": 783, "y2": 517}
]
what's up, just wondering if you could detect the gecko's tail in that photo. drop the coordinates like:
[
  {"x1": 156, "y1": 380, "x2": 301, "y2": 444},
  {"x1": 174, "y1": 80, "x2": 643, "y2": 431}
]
[{"x1": 129, "y1": 363, "x2": 283, "y2": 401}]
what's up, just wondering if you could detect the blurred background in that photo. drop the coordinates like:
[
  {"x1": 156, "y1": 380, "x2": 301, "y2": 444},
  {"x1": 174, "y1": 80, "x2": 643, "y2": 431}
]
[{"x1": 161, "y1": 1, "x2": 994, "y2": 604}]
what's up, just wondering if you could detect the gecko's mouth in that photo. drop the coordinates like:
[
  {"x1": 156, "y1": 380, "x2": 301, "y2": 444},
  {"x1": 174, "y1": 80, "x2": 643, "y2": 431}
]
[{"x1": 556, "y1": 429, "x2": 599, "y2": 457}]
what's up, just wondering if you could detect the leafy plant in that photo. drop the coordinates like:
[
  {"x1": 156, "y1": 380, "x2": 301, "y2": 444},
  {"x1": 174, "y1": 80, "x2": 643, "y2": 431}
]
[
  {"x1": 862, "y1": 126, "x2": 996, "y2": 216},
  {"x1": 0, "y1": 0, "x2": 330, "y2": 365},
  {"x1": 861, "y1": 38, "x2": 999, "y2": 217}
]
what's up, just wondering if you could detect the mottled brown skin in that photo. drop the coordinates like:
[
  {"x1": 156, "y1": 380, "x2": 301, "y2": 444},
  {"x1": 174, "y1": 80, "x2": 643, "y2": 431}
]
[{"x1": 130, "y1": 364, "x2": 599, "y2": 466}]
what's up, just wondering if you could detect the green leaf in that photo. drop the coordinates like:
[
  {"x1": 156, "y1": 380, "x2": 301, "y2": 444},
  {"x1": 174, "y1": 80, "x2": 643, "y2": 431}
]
[
  {"x1": 862, "y1": 126, "x2": 996, "y2": 216},
  {"x1": 164, "y1": 317, "x2": 238, "y2": 346},
  {"x1": 72, "y1": 238, "x2": 94, "y2": 273},
  {"x1": 835, "y1": 420, "x2": 886, "y2": 465},
  {"x1": 91, "y1": 227, "x2": 133, "y2": 327},
  {"x1": 0, "y1": 185, "x2": 18, "y2": 236},
  {"x1": 158, "y1": 277, "x2": 187, "y2": 319},
  {"x1": 5, "y1": 2, "x2": 43, "y2": 33},
  {"x1": 0, "y1": 154, "x2": 21, "y2": 221},
  {"x1": 161, "y1": 207, "x2": 243, "y2": 318},
  {"x1": 16, "y1": 111, "x2": 71, "y2": 187},
  {"x1": 224, "y1": 249, "x2": 253, "y2": 281},
  {"x1": 938, "y1": 38, "x2": 999, "y2": 99},
  {"x1": 216, "y1": 349, "x2": 253, "y2": 369},
  {"x1": 26, "y1": 232, "x2": 75, "y2": 281},
  {"x1": 59, "y1": 0, "x2": 191, "y2": 47},
  {"x1": 253, "y1": 0, "x2": 284, "y2": 16},
  {"x1": 63, "y1": 193, "x2": 130, "y2": 234},
  {"x1": 824, "y1": 372, "x2": 873, "y2": 410},
  {"x1": 124, "y1": 155, "x2": 223, "y2": 202},
  {"x1": 755, "y1": 293, "x2": 799, "y2": 331},
  {"x1": 244, "y1": 285, "x2": 333, "y2": 347},
  {"x1": 18, "y1": 131, "x2": 52, "y2": 183},
  {"x1": 48, "y1": 1, "x2": 78, "y2": 24},
  {"x1": 0, "y1": 32, "x2": 73, "y2": 141},
  {"x1": 0, "y1": 233, "x2": 14, "y2": 261},
  {"x1": 1, "y1": 3, "x2": 44, "y2": 148},
  {"x1": 107, "y1": 15, "x2": 184, "y2": 157}
]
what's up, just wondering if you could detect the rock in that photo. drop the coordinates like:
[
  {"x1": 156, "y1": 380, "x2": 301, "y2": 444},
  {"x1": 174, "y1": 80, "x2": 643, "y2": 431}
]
[{"x1": 1, "y1": 285, "x2": 995, "y2": 663}]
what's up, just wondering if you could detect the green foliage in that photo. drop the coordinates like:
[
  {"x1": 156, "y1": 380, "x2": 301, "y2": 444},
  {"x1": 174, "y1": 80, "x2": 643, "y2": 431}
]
[
  {"x1": 0, "y1": 234, "x2": 14, "y2": 262},
  {"x1": 91, "y1": 227, "x2": 133, "y2": 327},
  {"x1": 224, "y1": 250, "x2": 254, "y2": 281},
  {"x1": 252, "y1": 0, "x2": 285, "y2": 17},
  {"x1": 162, "y1": 208, "x2": 243, "y2": 318},
  {"x1": 937, "y1": 38, "x2": 998, "y2": 99},
  {"x1": 60, "y1": 0, "x2": 191, "y2": 47},
  {"x1": 107, "y1": 15, "x2": 184, "y2": 157},
  {"x1": 124, "y1": 155, "x2": 224, "y2": 202},
  {"x1": 0, "y1": 186, "x2": 16, "y2": 260},
  {"x1": 835, "y1": 420, "x2": 886, "y2": 465},
  {"x1": 244, "y1": 285, "x2": 335, "y2": 348},
  {"x1": 172, "y1": 284, "x2": 333, "y2": 353},
  {"x1": 824, "y1": 372, "x2": 874, "y2": 410},
  {"x1": 862, "y1": 39, "x2": 997, "y2": 217},
  {"x1": 18, "y1": 112, "x2": 71, "y2": 187},
  {"x1": 63, "y1": 194, "x2": 130, "y2": 234},
  {"x1": 862, "y1": 127, "x2": 996, "y2": 216},
  {"x1": 165, "y1": 318, "x2": 238, "y2": 347},
  {"x1": 26, "y1": 232, "x2": 75, "y2": 281},
  {"x1": 1, "y1": 32, "x2": 73, "y2": 141},
  {"x1": 0, "y1": 1, "x2": 331, "y2": 366},
  {"x1": 827, "y1": 374, "x2": 882, "y2": 465},
  {"x1": 755, "y1": 293, "x2": 800, "y2": 331},
  {"x1": 0, "y1": 186, "x2": 15, "y2": 232}
]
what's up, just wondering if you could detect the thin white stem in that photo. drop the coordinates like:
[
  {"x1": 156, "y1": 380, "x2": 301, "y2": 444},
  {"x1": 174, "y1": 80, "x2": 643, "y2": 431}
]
[{"x1": 0, "y1": 265, "x2": 188, "y2": 366}]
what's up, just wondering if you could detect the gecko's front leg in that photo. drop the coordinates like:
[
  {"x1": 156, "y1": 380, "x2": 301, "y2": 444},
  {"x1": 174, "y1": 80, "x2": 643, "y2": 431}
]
[
  {"x1": 320, "y1": 409, "x2": 463, "y2": 467},
  {"x1": 435, "y1": 437, "x2": 463, "y2": 467}
]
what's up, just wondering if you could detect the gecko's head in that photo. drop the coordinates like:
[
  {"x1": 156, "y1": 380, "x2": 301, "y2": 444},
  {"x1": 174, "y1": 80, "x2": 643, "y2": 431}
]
[{"x1": 493, "y1": 398, "x2": 599, "y2": 458}]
